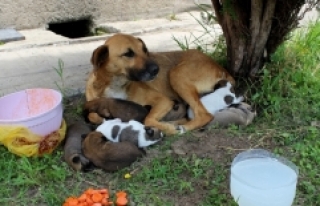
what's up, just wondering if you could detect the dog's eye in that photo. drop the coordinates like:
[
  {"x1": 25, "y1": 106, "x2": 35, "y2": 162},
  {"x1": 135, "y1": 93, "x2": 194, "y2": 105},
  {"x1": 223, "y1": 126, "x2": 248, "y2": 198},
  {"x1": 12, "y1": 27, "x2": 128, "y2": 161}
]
[{"x1": 123, "y1": 49, "x2": 135, "y2": 58}]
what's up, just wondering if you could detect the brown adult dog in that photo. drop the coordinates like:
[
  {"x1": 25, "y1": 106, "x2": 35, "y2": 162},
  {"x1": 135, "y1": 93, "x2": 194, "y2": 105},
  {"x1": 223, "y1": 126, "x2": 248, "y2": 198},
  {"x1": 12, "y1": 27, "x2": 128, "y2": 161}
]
[
  {"x1": 82, "y1": 131, "x2": 145, "y2": 172},
  {"x1": 85, "y1": 33, "x2": 234, "y2": 134}
]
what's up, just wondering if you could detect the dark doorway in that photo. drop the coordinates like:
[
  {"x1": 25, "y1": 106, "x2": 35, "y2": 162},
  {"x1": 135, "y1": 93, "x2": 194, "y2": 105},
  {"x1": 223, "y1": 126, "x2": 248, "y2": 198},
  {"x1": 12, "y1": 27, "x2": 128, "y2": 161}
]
[{"x1": 47, "y1": 19, "x2": 93, "y2": 38}]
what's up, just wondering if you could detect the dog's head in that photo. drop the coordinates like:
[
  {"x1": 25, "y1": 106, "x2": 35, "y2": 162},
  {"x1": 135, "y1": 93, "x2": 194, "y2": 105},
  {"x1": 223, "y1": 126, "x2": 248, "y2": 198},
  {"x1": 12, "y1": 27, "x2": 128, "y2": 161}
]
[
  {"x1": 209, "y1": 80, "x2": 244, "y2": 105},
  {"x1": 81, "y1": 131, "x2": 106, "y2": 154},
  {"x1": 91, "y1": 33, "x2": 159, "y2": 81},
  {"x1": 144, "y1": 126, "x2": 164, "y2": 141},
  {"x1": 162, "y1": 100, "x2": 187, "y2": 121},
  {"x1": 83, "y1": 98, "x2": 112, "y2": 119}
]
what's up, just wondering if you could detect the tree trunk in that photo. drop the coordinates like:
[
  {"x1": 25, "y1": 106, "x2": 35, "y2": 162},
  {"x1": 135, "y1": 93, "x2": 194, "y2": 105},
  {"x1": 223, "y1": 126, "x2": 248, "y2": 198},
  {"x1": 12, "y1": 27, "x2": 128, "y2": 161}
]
[{"x1": 211, "y1": 0, "x2": 319, "y2": 79}]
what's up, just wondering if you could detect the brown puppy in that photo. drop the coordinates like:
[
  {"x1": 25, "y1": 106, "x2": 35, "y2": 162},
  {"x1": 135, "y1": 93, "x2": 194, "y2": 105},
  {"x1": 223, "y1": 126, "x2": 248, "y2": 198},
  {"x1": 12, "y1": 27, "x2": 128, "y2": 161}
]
[
  {"x1": 63, "y1": 122, "x2": 93, "y2": 172},
  {"x1": 84, "y1": 97, "x2": 187, "y2": 124},
  {"x1": 85, "y1": 33, "x2": 234, "y2": 134},
  {"x1": 159, "y1": 100, "x2": 187, "y2": 122},
  {"x1": 82, "y1": 131, "x2": 145, "y2": 172},
  {"x1": 84, "y1": 97, "x2": 148, "y2": 124}
]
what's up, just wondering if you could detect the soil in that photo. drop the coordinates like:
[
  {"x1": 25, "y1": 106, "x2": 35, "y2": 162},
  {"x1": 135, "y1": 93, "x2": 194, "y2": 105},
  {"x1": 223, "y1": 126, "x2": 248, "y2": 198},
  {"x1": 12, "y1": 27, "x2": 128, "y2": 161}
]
[{"x1": 62, "y1": 94, "x2": 273, "y2": 205}]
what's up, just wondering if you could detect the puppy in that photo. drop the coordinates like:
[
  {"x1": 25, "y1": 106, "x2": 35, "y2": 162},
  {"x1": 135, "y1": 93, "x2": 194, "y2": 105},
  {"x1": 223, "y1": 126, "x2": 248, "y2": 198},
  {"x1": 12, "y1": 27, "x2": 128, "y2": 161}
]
[
  {"x1": 159, "y1": 100, "x2": 187, "y2": 122},
  {"x1": 82, "y1": 131, "x2": 145, "y2": 172},
  {"x1": 208, "y1": 102, "x2": 257, "y2": 127},
  {"x1": 96, "y1": 118, "x2": 163, "y2": 148},
  {"x1": 63, "y1": 122, "x2": 94, "y2": 172},
  {"x1": 188, "y1": 80, "x2": 244, "y2": 119},
  {"x1": 84, "y1": 97, "x2": 187, "y2": 124},
  {"x1": 84, "y1": 97, "x2": 148, "y2": 123}
]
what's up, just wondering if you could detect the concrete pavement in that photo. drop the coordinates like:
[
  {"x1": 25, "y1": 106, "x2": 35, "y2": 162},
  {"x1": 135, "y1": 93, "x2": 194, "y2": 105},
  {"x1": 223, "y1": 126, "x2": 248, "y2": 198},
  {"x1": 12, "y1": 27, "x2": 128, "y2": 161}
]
[
  {"x1": 0, "y1": 11, "x2": 221, "y2": 96},
  {"x1": 0, "y1": 8, "x2": 318, "y2": 97}
]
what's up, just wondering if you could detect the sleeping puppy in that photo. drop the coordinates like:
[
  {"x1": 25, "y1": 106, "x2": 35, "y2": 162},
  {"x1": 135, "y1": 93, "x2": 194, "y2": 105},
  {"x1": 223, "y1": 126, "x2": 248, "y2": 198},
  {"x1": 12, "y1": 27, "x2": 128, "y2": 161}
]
[
  {"x1": 82, "y1": 131, "x2": 145, "y2": 172},
  {"x1": 84, "y1": 97, "x2": 187, "y2": 124},
  {"x1": 208, "y1": 102, "x2": 257, "y2": 127},
  {"x1": 158, "y1": 100, "x2": 187, "y2": 122},
  {"x1": 188, "y1": 80, "x2": 244, "y2": 119},
  {"x1": 84, "y1": 97, "x2": 148, "y2": 124},
  {"x1": 63, "y1": 122, "x2": 94, "y2": 172},
  {"x1": 96, "y1": 118, "x2": 164, "y2": 148}
]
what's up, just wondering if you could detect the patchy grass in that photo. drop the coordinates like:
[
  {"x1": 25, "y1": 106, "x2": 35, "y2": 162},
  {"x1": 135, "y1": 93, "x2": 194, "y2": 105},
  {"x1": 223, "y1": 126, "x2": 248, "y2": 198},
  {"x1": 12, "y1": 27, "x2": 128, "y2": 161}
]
[
  {"x1": 0, "y1": 18, "x2": 319, "y2": 206},
  {"x1": 92, "y1": 27, "x2": 112, "y2": 36}
]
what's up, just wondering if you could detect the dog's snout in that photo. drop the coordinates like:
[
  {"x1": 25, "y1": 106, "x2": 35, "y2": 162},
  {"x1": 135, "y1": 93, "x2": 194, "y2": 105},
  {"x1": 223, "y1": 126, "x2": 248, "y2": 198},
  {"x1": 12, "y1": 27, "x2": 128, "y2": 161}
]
[
  {"x1": 147, "y1": 62, "x2": 159, "y2": 77},
  {"x1": 127, "y1": 61, "x2": 159, "y2": 81}
]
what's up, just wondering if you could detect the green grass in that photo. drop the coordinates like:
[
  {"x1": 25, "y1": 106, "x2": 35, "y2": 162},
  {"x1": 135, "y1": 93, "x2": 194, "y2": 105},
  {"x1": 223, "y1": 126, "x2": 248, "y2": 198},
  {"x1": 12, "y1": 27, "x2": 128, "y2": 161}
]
[
  {"x1": 0, "y1": 149, "x2": 75, "y2": 205},
  {"x1": 0, "y1": 19, "x2": 319, "y2": 205},
  {"x1": 53, "y1": 59, "x2": 67, "y2": 97},
  {"x1": 238, "y1": 20, "x2": 320, "y2": 205}
]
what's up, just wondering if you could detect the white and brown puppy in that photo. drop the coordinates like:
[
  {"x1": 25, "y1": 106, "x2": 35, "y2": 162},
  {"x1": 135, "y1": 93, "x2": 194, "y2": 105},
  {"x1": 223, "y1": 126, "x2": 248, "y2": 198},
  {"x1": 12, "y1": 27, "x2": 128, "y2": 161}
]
[
  {"x1": 208, "y1": 102, "x2": 257, "y2": 127},
  {"x1": 187, "y1": 80, "x2": 244, "y2": 119},
  {"x1": 96, "y1": 118, "x2": 164, "y2": 148},
  {"x1": 63, "y1": 122, "x2": 94, "y2": 172}
]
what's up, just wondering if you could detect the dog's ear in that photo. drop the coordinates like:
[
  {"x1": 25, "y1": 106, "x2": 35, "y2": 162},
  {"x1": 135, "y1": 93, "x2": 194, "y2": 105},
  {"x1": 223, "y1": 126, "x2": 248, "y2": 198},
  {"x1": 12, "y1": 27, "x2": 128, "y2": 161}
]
[
  {"x1": 137, "y1": 38, "x2": 149, "y2": 54},
  {"x1": 213, "y1": 79, "x2": 228, "y2": 91},
  {"x1": 91, "y1": 45, "x2": 109, "y2": 69}
]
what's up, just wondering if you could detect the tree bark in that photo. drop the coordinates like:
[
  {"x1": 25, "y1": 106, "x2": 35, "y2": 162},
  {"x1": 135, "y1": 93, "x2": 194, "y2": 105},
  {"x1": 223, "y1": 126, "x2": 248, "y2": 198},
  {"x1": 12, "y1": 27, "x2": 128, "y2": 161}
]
[{"x1": 210, "y1": 0, "x2": 319, "y2": 79}]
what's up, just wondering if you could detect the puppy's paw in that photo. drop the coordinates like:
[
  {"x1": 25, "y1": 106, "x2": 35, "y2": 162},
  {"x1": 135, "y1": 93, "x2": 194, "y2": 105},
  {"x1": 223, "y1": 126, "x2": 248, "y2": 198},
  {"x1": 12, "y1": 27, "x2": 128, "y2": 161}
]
[
  {"x1": 88, "y1": 112, "x2": 104, "y2": 124},
  {"x1": 176, "y1": 125, "x2": 186, "y2": 134}
]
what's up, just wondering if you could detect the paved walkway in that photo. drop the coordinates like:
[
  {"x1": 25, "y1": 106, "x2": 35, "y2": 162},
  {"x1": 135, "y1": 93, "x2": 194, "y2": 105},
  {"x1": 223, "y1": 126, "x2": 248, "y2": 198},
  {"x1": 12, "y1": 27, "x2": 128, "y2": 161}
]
[
  {"x1": 0, "y1": 11, "x2": 222, "y2": 96},
  {"x1": 0, "y1": 8, "x2": 318, "y2": 97}
]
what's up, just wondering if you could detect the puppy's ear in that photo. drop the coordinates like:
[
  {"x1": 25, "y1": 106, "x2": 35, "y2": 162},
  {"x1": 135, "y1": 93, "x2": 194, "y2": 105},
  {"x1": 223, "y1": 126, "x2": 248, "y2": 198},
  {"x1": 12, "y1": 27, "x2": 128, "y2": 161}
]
[
  {"x1": 137, "y1": 38, "x2": 149, "y2": 54},
  {"x1": 172, "y1": 100, "x2": 180, "y2": 111},
  {"x1": 214, "y1": 79, "x2": 228, "y2": 91},
  {"x1": 91, "y1": 45, "x2": 109, "y2": 69}
]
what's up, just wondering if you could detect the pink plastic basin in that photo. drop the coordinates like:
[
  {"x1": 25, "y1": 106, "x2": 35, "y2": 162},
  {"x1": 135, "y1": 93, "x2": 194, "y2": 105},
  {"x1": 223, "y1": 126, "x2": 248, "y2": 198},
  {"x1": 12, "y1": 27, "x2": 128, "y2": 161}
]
[{"x1": 0, "y1": 88, "x2": 63, "y2": 137}]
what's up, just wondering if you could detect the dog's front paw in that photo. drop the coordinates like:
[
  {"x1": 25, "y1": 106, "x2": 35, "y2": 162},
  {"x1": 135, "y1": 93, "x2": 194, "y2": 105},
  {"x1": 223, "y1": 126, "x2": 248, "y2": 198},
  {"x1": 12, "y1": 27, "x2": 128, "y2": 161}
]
[{"x1": 176, "y1": 125, "x2": 186, "y2": 134}]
